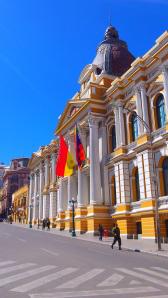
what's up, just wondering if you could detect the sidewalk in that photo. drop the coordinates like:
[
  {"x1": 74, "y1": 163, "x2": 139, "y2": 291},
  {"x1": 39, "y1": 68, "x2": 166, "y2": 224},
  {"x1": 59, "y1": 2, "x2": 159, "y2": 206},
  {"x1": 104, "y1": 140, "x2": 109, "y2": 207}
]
[{"x1": 11, "y1": 222, "x2": 168, "y2": 258}]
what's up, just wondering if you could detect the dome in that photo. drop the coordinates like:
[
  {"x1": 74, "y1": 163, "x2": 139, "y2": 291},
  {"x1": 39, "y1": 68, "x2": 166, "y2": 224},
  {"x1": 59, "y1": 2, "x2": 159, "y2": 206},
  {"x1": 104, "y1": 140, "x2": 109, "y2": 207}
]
[{"x1": 92, "y1": 26, "x2": 135, "y2": 77}]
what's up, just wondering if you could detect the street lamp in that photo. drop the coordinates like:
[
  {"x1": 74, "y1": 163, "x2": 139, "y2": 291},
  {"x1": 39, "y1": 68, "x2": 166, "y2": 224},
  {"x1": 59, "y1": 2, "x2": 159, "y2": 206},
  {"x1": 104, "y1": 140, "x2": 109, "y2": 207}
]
[
  {"x1": 111, "y1": 102, "x2": 161, "y2": 250},
  {"x1": 69, "y1": 198, "x2": 77, "y2": 237},
  {"x1": 29, "y1": 204, "x2": 33, "y2": 228}
]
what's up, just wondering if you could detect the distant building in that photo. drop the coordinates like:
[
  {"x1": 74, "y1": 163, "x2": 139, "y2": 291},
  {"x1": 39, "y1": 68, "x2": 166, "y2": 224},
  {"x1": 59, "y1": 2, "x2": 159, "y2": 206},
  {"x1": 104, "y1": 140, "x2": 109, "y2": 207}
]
[
  {"x1": 0, "y1": 162, "x2": 9, "y2": 188},
  {"x1": 12, "y1": 185, "x2": 29, "y2": 224},
  {"x1": 2, "y1": 158, "x2": 30, "y2": 217}
]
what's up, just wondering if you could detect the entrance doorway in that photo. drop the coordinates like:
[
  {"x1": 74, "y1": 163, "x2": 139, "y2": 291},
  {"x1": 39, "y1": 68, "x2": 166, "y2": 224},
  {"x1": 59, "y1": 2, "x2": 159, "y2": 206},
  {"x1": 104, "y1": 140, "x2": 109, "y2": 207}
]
[
  {"x1": 136, "y1": 222, "x2": 142, "y2": 235},
  {"x1": 165, "y1": 220, "x2": 168, "y2": 239}
]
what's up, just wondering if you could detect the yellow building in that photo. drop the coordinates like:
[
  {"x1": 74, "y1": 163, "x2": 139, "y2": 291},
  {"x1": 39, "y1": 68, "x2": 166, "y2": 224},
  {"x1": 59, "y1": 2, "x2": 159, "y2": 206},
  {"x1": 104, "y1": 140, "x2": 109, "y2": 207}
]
[
  {"x1": 54, "y1": 26, "x2": 168, "y2": 240},
  {"x1": 12, "y1": 185, "x2": 29, "y2": 224}
]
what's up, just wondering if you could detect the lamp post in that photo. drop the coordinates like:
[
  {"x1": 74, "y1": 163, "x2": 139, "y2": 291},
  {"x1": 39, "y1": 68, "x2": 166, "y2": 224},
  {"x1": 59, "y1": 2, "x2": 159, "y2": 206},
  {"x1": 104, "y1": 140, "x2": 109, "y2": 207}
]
[
  {"x1": 29, "y1": 204, "x2": 33, "y2": 228},
  {"x1": 111, "y1": 102, "x2": 161, "y2": 251},
  {"x1": 69, "y1": 198, "x2": 77, "y2": 237}
]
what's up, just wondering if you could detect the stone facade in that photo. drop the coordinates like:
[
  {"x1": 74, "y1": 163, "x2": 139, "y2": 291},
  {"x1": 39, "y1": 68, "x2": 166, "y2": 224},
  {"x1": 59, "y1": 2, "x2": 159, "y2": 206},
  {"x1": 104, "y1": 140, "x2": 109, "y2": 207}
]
[
  {"x1": 28, "y1": 140, "x2": 58, "y2": 227},
  {"x1": 29, "y1": 26, "x2": 168, "y2": 240}
]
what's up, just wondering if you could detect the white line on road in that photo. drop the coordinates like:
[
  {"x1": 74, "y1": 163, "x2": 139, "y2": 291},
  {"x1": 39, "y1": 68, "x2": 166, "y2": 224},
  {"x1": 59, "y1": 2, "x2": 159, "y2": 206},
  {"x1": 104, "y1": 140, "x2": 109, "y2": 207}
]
[
  {"x1": 135, "y1": 268, "x2": 168, "y2": 279},
  {"x1": 138, "y1": 295, "x2": 168, "y2": 298},
  {"x1": 0, "y1": 263, "x2": 35, "y2": 275},
  {"x1": 0, "y1": 261, "x2": 16, "y2": 267},
  {"x1": 129, "y1": 280, "x2": 141, "y2": 285},
  {"x1": 0, "y1": 265, "x2": 56, "y2": 287},
  {"x1": 97, "y1": 273, "x2": 124, "y2": 287},
  {"x1": 40, "y1": 248, "x2": 59, "y2": 256},
  {"x1": 56, "y1": 269, "x2": 104, "y2": 289},
  {"x1": 11, "y1": 268, "x2": 77, "y2": 293},
  {"x1": 152, "y1": 267, "x2": 168, "y2": 273},
  {"x1": 29, "y1": 286, "x2": 159, "y2": 298},
  {"x1": 17, "y1": 238, "x2": 27, "y2": 242},
  {"x1": 116, "y1": 268, "x2": 168, "y2": 288}
]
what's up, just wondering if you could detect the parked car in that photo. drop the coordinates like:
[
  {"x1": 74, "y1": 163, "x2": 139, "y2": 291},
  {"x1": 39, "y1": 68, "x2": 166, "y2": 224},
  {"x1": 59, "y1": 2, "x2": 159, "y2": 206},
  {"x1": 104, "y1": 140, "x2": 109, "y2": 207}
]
[{"x1": 0, "y1": 217, "x2": 4, "y2": 222}]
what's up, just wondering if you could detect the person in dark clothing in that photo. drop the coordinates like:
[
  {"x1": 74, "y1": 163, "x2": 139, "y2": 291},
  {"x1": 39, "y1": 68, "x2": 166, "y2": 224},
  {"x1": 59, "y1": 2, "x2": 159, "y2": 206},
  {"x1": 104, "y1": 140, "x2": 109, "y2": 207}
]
[
  {"x1": 46, "y1": 218, "x2": 50, "y2": 230},
  {"x1": 98, "y1": 224, "x2": 104, "y2": 241},
  {"x1": 111, "y1": 224, "x2": 122, "y2": 250},
  {"x1": 42, "y1": 218, "x2": 46, "y2": 230}
]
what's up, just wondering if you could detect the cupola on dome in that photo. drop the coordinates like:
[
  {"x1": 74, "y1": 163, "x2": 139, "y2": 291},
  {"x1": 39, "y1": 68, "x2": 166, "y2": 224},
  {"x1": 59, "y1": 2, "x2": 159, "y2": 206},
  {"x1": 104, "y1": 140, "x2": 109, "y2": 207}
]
[{"x1": 93, "y1": 25, "x2": 135, "y2": 77}]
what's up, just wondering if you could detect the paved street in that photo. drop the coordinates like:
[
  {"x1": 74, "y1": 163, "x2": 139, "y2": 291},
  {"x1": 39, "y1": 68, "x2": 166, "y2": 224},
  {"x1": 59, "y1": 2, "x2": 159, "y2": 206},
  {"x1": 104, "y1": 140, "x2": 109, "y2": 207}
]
[{"x1": 0, "y1": 223, "x2": 168, "y2": 298}]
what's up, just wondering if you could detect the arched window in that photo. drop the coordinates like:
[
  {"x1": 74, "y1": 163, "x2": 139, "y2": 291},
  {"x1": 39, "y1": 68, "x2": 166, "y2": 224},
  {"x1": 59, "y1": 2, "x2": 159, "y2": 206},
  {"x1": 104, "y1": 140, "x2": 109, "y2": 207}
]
[
  {"x1": 111, "y1": 126, "x2": 116, "y2": 152},
  {"x1": 163, "y1": 157, "x2": 168, "y2": 196},
  {"x1": 135, "y1": 169, "x2": 140, "y2": 201},
  {"x1": 131, "y1": 112, "x2": 138, "y2": 141},
  {"x1": 111, "y1": 176, "x2": 117, "y2": 206},
  {"x1": 156, "y1": 94, "x2": 166, "y2": 129},
  {"x1": 132, "y1": 167, "x2": 140, "y2": 201}
]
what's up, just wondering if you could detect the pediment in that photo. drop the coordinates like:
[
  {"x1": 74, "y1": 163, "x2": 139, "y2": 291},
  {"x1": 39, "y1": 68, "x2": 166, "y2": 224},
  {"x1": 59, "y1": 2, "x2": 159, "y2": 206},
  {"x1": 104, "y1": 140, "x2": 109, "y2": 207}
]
[
  {"x1": 56, "y1": 99, "x2": 88, "y2": 134},
  {"x1": 147, "y1": 81, "x2": 163, "y2": 96},
  {"x1": 28, "y1": 151, "x2": 42, "y2": 169}
]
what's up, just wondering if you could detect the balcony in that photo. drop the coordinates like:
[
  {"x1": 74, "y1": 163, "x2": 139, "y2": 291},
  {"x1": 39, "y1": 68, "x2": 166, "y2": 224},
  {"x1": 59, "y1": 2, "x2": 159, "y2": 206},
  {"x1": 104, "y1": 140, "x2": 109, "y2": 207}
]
[
  {"x1": 130, "y1": 201, "x2": 141, "y2": 211},
  {"x1": 158, "y1": 196, "x2": 168, "y2": 208},
  {"x1": 152, "y1": 127, "x2": 166, "y2": 141}
]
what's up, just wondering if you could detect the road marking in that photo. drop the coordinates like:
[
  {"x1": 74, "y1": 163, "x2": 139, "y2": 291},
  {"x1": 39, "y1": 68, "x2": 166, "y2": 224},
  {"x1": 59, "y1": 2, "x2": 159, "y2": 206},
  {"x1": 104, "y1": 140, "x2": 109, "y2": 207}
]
[
  {"x1": 97, "y1": 273, "x2": 124, "y2": 287},
  {"x1": 0, "y1": 263, "x2": 35, "y2": 275},
  {"x1": 17, "y1": 238, "x2": 27, "y2": 242},
  {"x1": 138, "y1": 295, "x2": 168, "y2": 298},
  {"x1": 29, "y1": 286, "x2": 159, "y2": 298},
  {"x1": 11, "y1": 268, "x2": 77, "y2": 293},
  {"x1": 152, "y1": 267, "x2": 168, "y2": 273},
  {"x1": 40, "y1": 248, "x2": 59, "y2": 256},
  {"x1": 0, "y1": 265, "x2": 56, "y2": 287},
  {"x1": 129, "y1": 280, "x2": 141, "y2": 285},
  {"x1": 0, "y1": 261, "x2": 16, "y2": 267},
  {"x1": 57, "y1": 269, "x2": 104, "y2": 289},
  {"x1": 135, "y1": 268, "x2": 168, "y2": 279},
  {"x1": 116, "y1": 268, "x2": 168, "y2": 288}
]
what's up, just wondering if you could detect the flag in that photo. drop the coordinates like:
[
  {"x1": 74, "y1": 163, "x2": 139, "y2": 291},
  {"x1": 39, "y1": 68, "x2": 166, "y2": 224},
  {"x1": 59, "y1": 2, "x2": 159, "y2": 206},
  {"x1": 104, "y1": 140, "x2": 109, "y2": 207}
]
[
  {"x1": 74, "y1": 125, "x2": 86, "y2": 168},
  {"x1": 56, "y1": 135, "x2": 75, "y2": 177}
]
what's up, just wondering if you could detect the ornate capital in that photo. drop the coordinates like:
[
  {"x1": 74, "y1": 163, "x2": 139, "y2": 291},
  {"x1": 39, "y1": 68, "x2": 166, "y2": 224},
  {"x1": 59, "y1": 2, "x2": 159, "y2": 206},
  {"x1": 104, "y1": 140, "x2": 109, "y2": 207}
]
[{"x1": 88, "y1": 116, "x2": 99, "y2": 127}]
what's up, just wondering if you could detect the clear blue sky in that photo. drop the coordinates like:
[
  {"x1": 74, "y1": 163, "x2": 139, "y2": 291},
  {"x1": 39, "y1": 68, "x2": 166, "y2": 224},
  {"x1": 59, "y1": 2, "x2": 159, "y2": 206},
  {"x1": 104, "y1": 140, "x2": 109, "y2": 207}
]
[{"x1": 0, "y1": 0, "x2": 167, "y2": 165}]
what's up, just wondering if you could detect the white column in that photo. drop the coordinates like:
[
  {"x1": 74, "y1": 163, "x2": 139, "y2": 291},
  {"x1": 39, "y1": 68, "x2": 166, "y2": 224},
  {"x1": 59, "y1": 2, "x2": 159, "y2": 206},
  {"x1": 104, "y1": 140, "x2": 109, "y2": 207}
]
[
  {"x1": 114, "y1": 109, "x2": 120, "y2": 147},
  {"x1": 49, "y1": 192, "x2": 57, "y2": 220},
  {"x1": 142, "y1": 150, "x2": 155, "y2": 199},
  {"x1": 99, "y1": 122, "x2": 108, "y2": 204},
  {"x1": 162, "y1": 65, "x2": 168, "y2": 120},
  {"x1": 51, "y1": 153, "x2": 56, "y2": 183},
  {"x1": 118, "y1": 161, "x2": 131, "y2": 204},
  {"x1": 43, "y1": 158, "x2": 50, "y2": 218},
  {"x1": 44, "y1": 158, "x2": 49, "y2": 187},
  {"x1": 28, "y1": 174, "x2": 33, "y2": 223},
  {"x1": 89, "y1": 117, "x2": 102, "y2": 205},
  {"x1": 33, "y1": 171, "x2": 38, "y2": 220},
  {"x1": 114, "y1": 164, "x2": 121, "y2": 204},
  {"x1": 57, "y1": 179, "x2": 63, "y2": 213},
  {"x1": 77, "y1": 169, "x2": 84, "y2": 207},
  {"x1": 140, "y1": 85, "x2": 149, "y2": 133},
  {"x1": 136, "y1": 88, "x2": 143, "y2": 135},
  {"x1": 43, "y1": 195, "x2": 50, "y2": 218},
  {"x1": 118, "y1": 105, "x2": 125, "y2": 146},
  {"x1": 39, "y1": 163, "x2": 43, "y2": 220},
  {"x1": 67, "y1": 176, "x2": 73, "y2": 209},
  {"x1": 137, "y1": 153, "x2": 146, "y2": 200},
  {"x1": 49, "y1": 153, "x2": 57, "y2": 220}
]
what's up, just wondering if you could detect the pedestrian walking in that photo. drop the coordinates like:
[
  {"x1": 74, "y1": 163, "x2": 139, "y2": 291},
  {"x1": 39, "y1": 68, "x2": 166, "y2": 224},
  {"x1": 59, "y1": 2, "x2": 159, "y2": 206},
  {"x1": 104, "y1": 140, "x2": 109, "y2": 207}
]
[
  {"x1": 42, "y1": 218, "x2": 46, "y2": 230},
  {"x1": 98, "y1": 224, "x2": 104, "y2": 241},
  {"x1": 46, "y1": 218, "x2": 50, "y2": 230},
  {"x1": 111, "y1": 223, "x2": 122, "y2": 250}
]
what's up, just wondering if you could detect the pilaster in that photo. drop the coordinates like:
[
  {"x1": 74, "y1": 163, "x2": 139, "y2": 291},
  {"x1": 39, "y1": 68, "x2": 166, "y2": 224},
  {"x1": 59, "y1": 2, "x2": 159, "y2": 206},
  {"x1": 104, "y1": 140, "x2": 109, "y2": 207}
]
[{"x1": 89, "y1": 116, "x2": 102, "y2": 205}]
